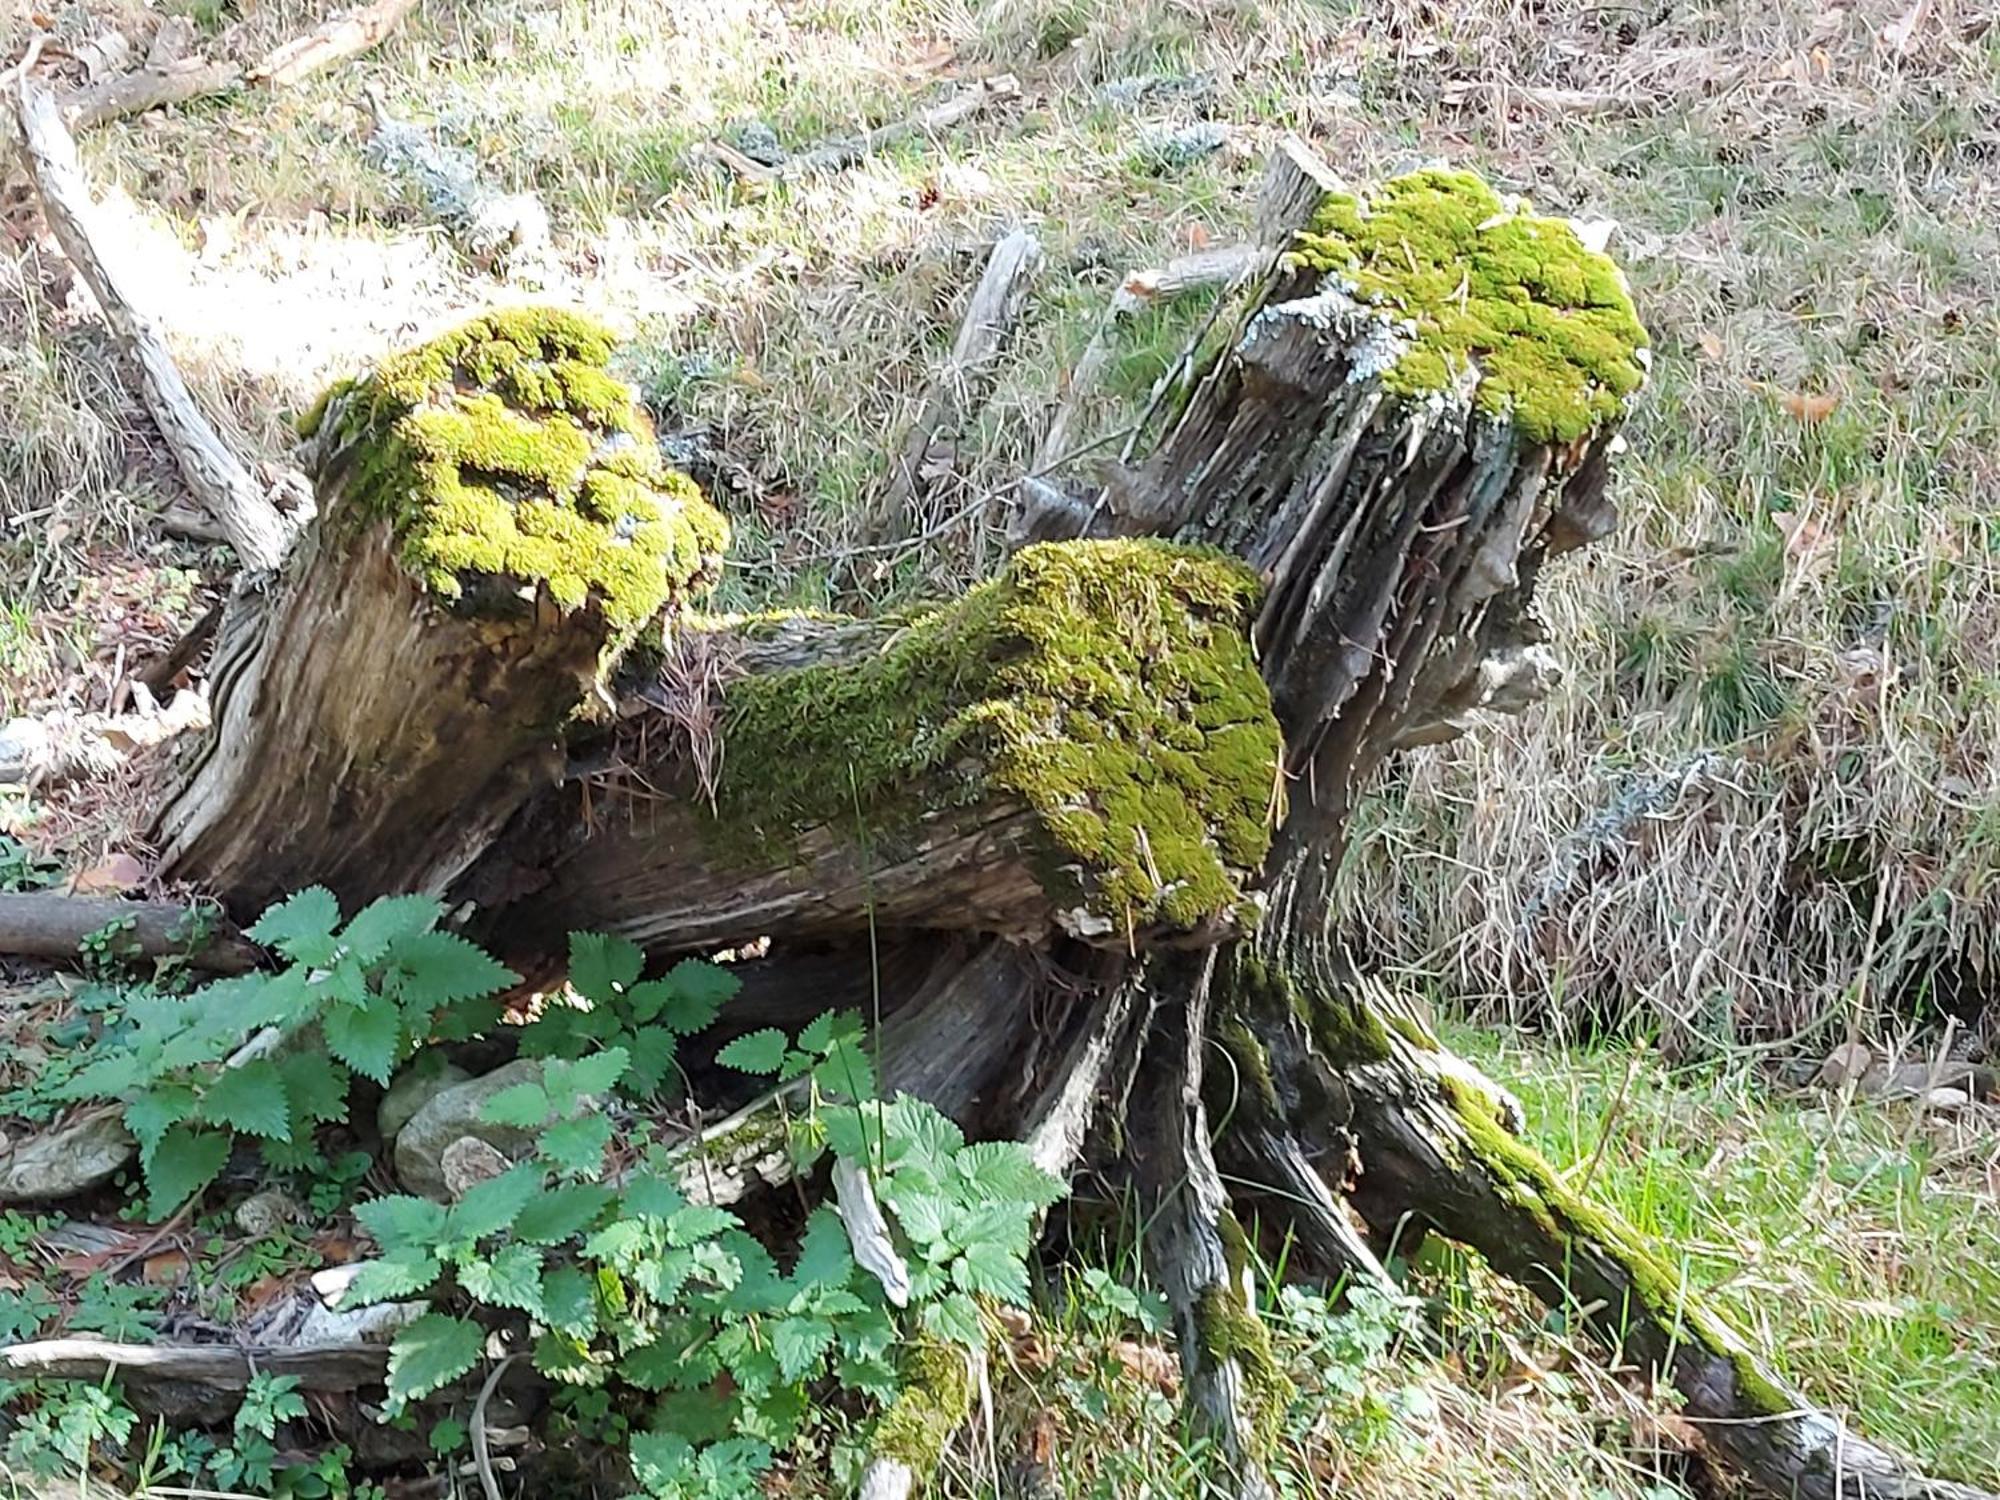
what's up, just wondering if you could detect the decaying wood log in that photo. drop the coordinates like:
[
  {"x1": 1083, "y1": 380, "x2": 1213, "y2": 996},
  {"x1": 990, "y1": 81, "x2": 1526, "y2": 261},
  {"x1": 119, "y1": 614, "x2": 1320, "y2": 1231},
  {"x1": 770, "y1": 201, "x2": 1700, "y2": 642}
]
[
  {"x1": 61, "y1": 54, "x2": 241, "y2": 129},
  {"x1": 0, "y1": 1337, "x2": 387, "y2": 1388},
  {"x1": 119, "y1": 132, "x2": 1989, "y2": 1500},
  {"x1": 9, "y1": 76, "x2": 293, "y2": 571},
  {"x1": 0, "y1": 892, "x2": 260, "y2": 972}
]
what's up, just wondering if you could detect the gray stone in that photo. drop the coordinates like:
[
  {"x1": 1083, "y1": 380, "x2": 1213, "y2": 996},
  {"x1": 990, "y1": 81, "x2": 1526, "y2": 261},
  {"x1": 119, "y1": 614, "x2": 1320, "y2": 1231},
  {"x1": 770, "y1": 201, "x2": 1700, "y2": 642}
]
[
  {"x1": 0, "y1": 1112, "x2": 135, "y2": 1202},
  {"x1": 378, "y1": 1060, "x2": 473, "y2": 1141},
  {"x1": 392, "y1": 1059, "x2": 547, "y2": 1200}
]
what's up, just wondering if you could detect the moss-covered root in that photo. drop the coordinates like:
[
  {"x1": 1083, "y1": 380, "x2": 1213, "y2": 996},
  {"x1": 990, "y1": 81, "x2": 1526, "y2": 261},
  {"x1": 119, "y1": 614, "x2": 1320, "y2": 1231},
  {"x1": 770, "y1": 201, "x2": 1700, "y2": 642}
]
[
  {"x1": 861, "y1": 1341, "x2": 975, "y2": 1498},
  {"x1": 1287, "y1": 168, "x2": 1650, "y2": 443},
  {"x1": 1360, "y1": 1058, "x2": 1997, "y2": 1500},
  {"x1": 711, "y1": 539, "x2": 1284, "y2": 938},
  {"x1": 302, "y1": 307, "x2": 728, "y2": 631}
]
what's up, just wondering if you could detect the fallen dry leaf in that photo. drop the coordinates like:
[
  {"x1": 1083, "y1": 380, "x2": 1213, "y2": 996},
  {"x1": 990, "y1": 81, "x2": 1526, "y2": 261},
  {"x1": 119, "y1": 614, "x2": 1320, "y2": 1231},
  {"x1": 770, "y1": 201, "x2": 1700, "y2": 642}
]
[
  {"x1": 67, "y1": 851, "x2": 148, "y2": 895},
  {"x1": 1109, "y1": 1339, "x2": 1180, "y2": 1392},
  {"x1": 1697, "y1": 331, "x2": 1724, "y2": 360},
  {"x1": 142, "y1": 1249, "x2": 190, "y2": 1285},
  {"x1": 1781, "y1": 389, "x2": 1841, "y2": 423}
]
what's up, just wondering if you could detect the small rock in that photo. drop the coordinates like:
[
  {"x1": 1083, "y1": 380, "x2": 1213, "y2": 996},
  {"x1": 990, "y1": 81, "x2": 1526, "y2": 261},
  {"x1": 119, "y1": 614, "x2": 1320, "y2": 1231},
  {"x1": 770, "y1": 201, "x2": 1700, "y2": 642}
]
[
  {"x1": 311, "y1": 1263, "x2": 365, "y2": 1306},
  {"x1": 0, "y1": 1112, "x2": 135, "y2": 1203},
  {"x1": 235, "y1": 1189, "x2": 303, "y2": 1236},
  {"x1": 1923, "y1": 1087, "x2": 1971, "y2": 1110},
  {"x1": 0, "y1": 717, "x2": 53, "y2": 785},
  {"x1": 379, "y1": 1060, "x2": 473, "y2": 1141},
  {"x1": 441, "y1": 1136, "x2": 513, "y2": 1198},
  {"x1": 1815, "y1": 1040, "x2": 1873, "y2": 1089},
  {"x1": 393, "y1": 1060, "x2": 549, "y2": 1200}
]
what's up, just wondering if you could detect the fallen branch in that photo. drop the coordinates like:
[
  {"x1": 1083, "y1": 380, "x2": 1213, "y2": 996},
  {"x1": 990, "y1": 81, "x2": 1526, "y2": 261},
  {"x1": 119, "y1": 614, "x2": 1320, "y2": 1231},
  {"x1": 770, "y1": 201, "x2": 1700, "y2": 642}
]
[
  {"x1": 0, "y1": 891, "x2": 262, "y2": 972},
  {"x1": 0, "y1": 1337, "x2": 385, "y2": 1389},
  {"x1": 249, "y1": 0, "x2": 422, "y2": 89},
  {"x1": 61, "y1": 55, "x2": 241, "y2": 130},
  {"x1": 864, "y1": 226, "x2": 1041, "y2": 545},
  {"x1": 711, "y1": 74, "x2": 1021, "y2": 182},
  {"x1": 10, "y1": 77, "x2": 293, "y2": 570}
]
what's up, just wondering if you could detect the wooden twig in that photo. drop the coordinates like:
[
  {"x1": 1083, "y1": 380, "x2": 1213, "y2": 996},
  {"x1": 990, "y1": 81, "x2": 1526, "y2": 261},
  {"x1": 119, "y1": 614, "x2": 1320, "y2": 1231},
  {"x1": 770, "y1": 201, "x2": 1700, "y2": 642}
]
[
  {"x1": 10, "y1": 78, "x2": 292, "y2": 571},
  {"x1": 0, "y1": 891, "x2": 262, "y2": 973},
  {"x1": 709, "y1": 74, "x2": 1021, "y2": 183},
  {"x1": 61, "y1": 56, "x2": 242, "y2": 130},
  {"x1": 0, "y1": 1337, "x2": 387, "y2": 1389},
  {"x1": 864, "y1": 226, "x2": 1041, "y2": 545},
  {"x1": 249, "y1": 0, "x2": 422, "y2": 88}
]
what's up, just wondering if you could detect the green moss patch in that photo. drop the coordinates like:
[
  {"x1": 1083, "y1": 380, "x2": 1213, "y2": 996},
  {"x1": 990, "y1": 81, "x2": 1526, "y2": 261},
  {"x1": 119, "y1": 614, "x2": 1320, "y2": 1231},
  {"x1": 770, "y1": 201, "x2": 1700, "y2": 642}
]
[
  {"x1": 712, "y1": 539, "x2": 1282, "y2": 933},
  {"x1": 303, "y1": 307, "x2": 728, "y2": 627},
  {"x1": 1289, "y1": 168, "x2": 1650, "y2": 443},
  {"x1": 870, "y1": 1340, "x2": 973, "y2": 1471}
]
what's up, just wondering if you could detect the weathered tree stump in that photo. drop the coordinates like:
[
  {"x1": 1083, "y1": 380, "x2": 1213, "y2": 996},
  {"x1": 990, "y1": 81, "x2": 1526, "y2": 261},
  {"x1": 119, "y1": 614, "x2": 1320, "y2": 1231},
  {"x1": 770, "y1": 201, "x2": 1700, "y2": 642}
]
[{"x1": 125, "y1": 139, "x2": 1990, "y2": 1500}]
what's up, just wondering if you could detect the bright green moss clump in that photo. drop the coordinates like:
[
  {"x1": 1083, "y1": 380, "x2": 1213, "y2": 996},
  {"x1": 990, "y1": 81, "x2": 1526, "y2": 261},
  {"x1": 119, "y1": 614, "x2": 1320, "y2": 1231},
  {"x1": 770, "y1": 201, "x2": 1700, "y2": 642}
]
[
  {"x1": 871, "y1": 1340, "x2": 973, "y2": 1470},
  {"x1": 1289, "y1": 169, "x2": 1650, "y2": 443},
  {"x1": 302, "y1": 308, "x2": 727, "y2": 628},
  {"x1": 715, "y1": 539, "x2": 1282, "y2": 933}
]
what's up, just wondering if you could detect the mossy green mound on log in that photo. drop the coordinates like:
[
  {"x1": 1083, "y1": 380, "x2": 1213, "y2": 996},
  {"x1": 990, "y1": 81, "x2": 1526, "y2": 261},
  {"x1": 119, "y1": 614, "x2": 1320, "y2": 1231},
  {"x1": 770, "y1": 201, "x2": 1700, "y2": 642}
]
[
  {"x1": 302, "y1": 307, "x2": 728, "y2": 628},
  {"x1": 713, "y1": 539, "x2": 1283, "y2": 935},
  {"x1": 1287, "y1": 168, "x2": 1650, "y2": 443}
]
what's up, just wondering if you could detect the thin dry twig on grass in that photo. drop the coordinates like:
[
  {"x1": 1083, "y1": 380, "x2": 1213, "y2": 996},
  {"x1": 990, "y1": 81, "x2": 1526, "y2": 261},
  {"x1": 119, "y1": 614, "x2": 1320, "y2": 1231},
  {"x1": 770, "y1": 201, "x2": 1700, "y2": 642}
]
[
  {"x1": 9, "y1": 70, "x2": 294, "y2": 571},
  {"x1": 60, "y1": 19, "x2": 241, "y2": 131},
  {"x1": 248, "y1": 0, "x2": 423, "y2": 89},
  {"x1": 707, "y1": 74, "x2": 1023, "y2": 183}
]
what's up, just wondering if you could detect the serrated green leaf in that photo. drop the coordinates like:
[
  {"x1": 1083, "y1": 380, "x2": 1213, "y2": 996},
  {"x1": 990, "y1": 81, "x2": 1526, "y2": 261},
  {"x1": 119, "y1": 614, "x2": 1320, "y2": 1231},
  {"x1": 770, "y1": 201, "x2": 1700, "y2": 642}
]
[
  {"x1": 888, "y1": 1190, "x2": 953, "y2": 1251},
  {"x1": 445, "y1": 1164, "x2": 543, "y2": 1242},
  {"x1": 545, "y1": 1047, "x2": 628, "y2": 1112},
  {"x1": 715, "y1": 1028, "x2": 787, "y2": 1075},
  {"x1": 385, "y1": 1313, "x2": 484, "y2": 1403},
  {"x1": 538, "y1": 1114, "x2": 613, "y2": 1178},
  {"x1": 567, "y1": 931, "x2": 644, "y2": 1004},
  {"x1": 956, "y1": 1141, "x2": 1066, "y2": 1209},
  {"x1": 660, "y1": 959, "x2": 739, "y2": 1031},
  {"x1": 459, "y1": 1243, "x2": 544, "y2": 1317},
  {"x1": 338, "y1": 1251, "x2": 442, "y2": 1306},
  {"x1": 512, "y1": 1183, "x2": 613, "y2": 1246},
  {"x1": 954, "y1": 1239, "x2": 1030, "y2": 1304},
  {"x1": 538, "y1": 1265, "x2": 598, "y2": 1337},
  {"x1": 812, "y1": 1035, "x2": 876, "y2": 1104},
  {"x1": 338, "y1": 895, "x2": 441, "y2": 964},
  {"x1": 630, "y1": 1246, "x2": 696, "y2": 1302},
  {"x1": 770, "y1": 1317, "x2": 834, "y2": 1383},
  {"x1": 617, "y1": 1172, "x2": 687, "y2": 1222},
  {"x1": 245, "y1": 887, "x2": 341, "y2": 961},
  {"x1": 629, "y1": 1430, "x2": 695, "y2": 1488},
  {"x1": 619, "y1": 1339, "x2": 699, "y2": 1395},
  {"x1": 276, "y1": 1051, "x2": 349, "y2": 1126},
  {"x1": 795, "y1": 1010, "x2": 838, "y2": 1055},
  {"x1": 144, "y1": 1125, "x2": 230, "y2": 1216},
  {"x1": 922, "y1": 1290, "x2": 987, "y2": 1350},
  {"x1": 323, "y1": 994, "x2": 402, "y2": 1085},
  {"x1": 354, "y1": 1194, "x2": 449, "y2": 1254},
  {"x1": 480, "y1": 1080, "x2": 552, "y2": 1128},
  {"x1": 196, "y1": 1059, "x2": 291, "y2": 1141},
  {"x1": 837, "y1": 1352, "x2": 900, "y2": 1404},
  {"x1": 126, "y1": 1085, "x2": 195, "y2": 1161},
  {"x1": 386, "y1": 930, "x2": 519, "y2": 1012},
  {"x1": 648, "y1": 1384, "x2": 738, "y2": 1440},
  {"x1": 791, "y1": 1206, "x2": 854, "y2": 1290},
  {"x1": 623, "y1": 1026, "x2": 679, "y2": 1096},
  {"x1": 583, "y1": 1217, "x2": 652, "y2": 1268},
  {"x1": 531, "y1": 1330, "x2": 603, "y2": 1385},
  {"x1": 884, "y1": 1095, "x2": 964, "y2": 1170},
  {"x1": 664, "y1": 1204, "x2": 735, "y2": 1247}
]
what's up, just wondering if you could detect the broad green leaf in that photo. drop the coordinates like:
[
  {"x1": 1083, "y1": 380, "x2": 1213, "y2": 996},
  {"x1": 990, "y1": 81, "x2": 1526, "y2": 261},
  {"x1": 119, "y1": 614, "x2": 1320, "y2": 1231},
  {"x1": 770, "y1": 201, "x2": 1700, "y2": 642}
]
[
  {"x1": 618, "y1": 1173, "x2": 687, "y2": 1222},
  {"x1": 531, "y1": 1330, "x2": 602, "y2": 1385},
  {"x1": 338, "y1": 895, "x2": 441, "y2": 964},
  {"x1": 277, "y1": 1051, "x2": 349, "y2": 1126},
  {"x1": 630, "y1": 1246, "x2": 696, "y2": 1303},
  {"x1": 538, "y1": 1114, "x2": 614, "y2": 1178},
  {"x1": 647, "y1": 1384, "x2": 738, "y2": 1441},
  {"x1": 790, "y1": 1206, "x2": 854, "y2": 1291},
  {"x1": 545, "y1": 1046, "x2": 629, "y2": 1111},
  {"x1": 812, "y1": 1035, "x2": 876, "y2": 1103},
  {"x1": 245, "y1": 887, "x2": 341, "y2": 962},
  {"x1": 567, "y1": 931, "x2": 643, "y2": 1003},
  {"x1": 459, "y1": 1243, "x2": 544, "y2": 1317},
  {"x1": 629, "y1": 1431, "x2": 695, "y2": 1490},
  {"x1": 197, "y1": 1059, "x2": 291, "y2": 1141},
  {"x1": 385, "y1": 1313, "x2": 484, "y2": 1403},
  {"x1": 715, "y1": 1028, "x2": 787, "y2": 1075},
  {"x1": 338, "y1": 1251, "x2": 442, "y2": 1306},
  {"x1": 659, "y1": 959, "x2": 739, "y2": 1032},
  {"x1": 795, "y1": 1010, "x2": 838, "y2": 1055},
  {"x1": 324, "y1": 994, "x2": 402, "y2": 1084},
  {"x1": 956, "y1": 1141, "x2": 1066, "y2": 1210},
  {"x1": 954, "y1": 1239, "x2": 1030, "y2": 1304},
  {"x1": 445, "y1": 1165, "x2": 544, "y2": 1242},
  {"x1": 354, "y1": 1194, "x2": 449, "y2": 1254},
  {"x1": 386, "y1": 930, "x2": 519, "y2": 1011},
  {"x1": 921, "y1": 1290, "x2": 986, "y2": 1350},
  {"x1": 480, "y1": 1080, "x2": 551, "y2": 1128},
  {"x1": 770, "y1": 1316, "x2": 834, "y2": 1382},
  {"x1": 126, "y1": 1085, "x2": 195, "y2": 1161},
  {"x1": 884, "y1": 1095, "x2": 964, "y2": 1169},
  {"x1": 888, "y1": 1190, "x2": 953, "y2": 1253},
  {"x1": 583, "y1": 1218, "x2": 653, "y2": 1269},
  {"x1": 538, "y1": 1265, "x2": 598, "y2": 1337},
  {"x1": 145, "y1": 1125, "x2": 230, "y2": 1216},
  {"x1": 511, "y1": 1183, "x2": 613, "y2": 1246},
  {"x1": 837, "y1": 1352, "x2": 900, "y2": 1404},
  {"x1": 623, "y1": 1026, "x2": 680, "y2": 1096},
  {"x1": 664, "y1": 1204, "x2": 736, "y2": 1247},
  {"x1": 958, "y1": 1199, "x2": 1035, "y2": 1258}
]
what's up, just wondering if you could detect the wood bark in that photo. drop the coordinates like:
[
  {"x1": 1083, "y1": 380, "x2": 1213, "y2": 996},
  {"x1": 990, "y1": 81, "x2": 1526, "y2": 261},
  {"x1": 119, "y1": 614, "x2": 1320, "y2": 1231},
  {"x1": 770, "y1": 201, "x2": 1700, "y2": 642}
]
[
  {"x1": 111, "y1": 132, "x2": 1990, "y2": 1500},
  {"x1": 10, "y1": 77, "x2": 293, "y2": 572},
  {"x1": 0, "y1": 892, "x2": 259, "y2": 973}
]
